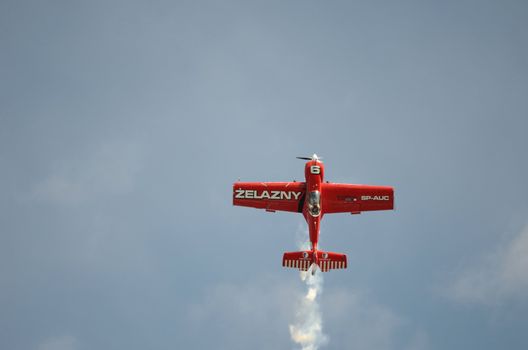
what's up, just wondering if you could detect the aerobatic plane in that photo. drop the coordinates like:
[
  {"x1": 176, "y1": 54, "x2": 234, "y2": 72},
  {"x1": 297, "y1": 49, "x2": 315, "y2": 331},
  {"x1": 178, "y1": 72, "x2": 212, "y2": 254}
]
[{"x1": 233, "y1": 154, "x2": 394, "y2": 274}]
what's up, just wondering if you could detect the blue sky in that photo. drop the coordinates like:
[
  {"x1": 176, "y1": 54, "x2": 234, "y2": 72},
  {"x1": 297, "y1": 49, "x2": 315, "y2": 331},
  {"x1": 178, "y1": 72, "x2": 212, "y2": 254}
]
[{"x1": 1, "y1": 1, "x2": 528, "y2": 349}]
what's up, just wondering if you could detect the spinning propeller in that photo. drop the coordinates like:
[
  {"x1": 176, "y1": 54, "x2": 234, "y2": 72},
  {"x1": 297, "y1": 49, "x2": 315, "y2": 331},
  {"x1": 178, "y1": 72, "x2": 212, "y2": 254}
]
[{"x1": 296, "y1": 153, "x2": 322, "y2": 161}]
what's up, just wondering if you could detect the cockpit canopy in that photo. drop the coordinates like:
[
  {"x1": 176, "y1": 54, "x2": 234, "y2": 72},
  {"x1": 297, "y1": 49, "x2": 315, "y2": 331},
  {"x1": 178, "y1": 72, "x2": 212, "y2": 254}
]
[{"x1": 308, "y1": 191, "x2": 321, "y2": 217}]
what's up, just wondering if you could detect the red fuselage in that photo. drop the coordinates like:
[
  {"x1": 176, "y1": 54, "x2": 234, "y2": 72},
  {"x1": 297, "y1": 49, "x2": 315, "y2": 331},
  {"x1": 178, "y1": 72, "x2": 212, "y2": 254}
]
[{"x1": 302, "y1": 160, "x2": 324, "y2": 253}]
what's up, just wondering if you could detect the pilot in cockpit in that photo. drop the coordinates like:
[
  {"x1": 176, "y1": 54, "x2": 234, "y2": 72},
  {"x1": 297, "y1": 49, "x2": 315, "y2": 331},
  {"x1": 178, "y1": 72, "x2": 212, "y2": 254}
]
[{"x1": 308, "y1": 191, "x2": 321, "y2": 217}]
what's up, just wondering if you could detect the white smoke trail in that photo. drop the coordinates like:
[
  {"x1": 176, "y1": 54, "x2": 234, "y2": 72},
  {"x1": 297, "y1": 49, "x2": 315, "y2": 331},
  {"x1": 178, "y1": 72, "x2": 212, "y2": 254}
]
[{"x1": 288, "y1": 233, "x2": 328, "y2": 350}]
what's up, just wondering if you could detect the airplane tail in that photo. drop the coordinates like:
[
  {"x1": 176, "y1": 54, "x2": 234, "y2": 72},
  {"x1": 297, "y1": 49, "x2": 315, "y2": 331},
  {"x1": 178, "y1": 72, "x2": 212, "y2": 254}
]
[{"x1": 282, "y1": 250, "x2": 347, "y2": 272}]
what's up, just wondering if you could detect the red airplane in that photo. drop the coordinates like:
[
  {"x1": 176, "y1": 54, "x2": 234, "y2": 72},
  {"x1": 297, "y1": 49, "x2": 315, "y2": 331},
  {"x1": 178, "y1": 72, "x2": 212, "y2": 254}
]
[{"x1": 233, "y1": 154, "x2": 394, "y2": 275}]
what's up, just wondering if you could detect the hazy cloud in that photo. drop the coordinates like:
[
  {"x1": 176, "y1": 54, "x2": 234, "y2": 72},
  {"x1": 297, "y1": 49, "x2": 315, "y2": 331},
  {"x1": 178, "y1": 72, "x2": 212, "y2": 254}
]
[
  {"x1": 405, "y1": 330, "x2": 430, "y2": 350},
  {"x1": 447, "y1": 224, "x2": 528, "y2": 305},
  {"x1": 187, "y1": 276, "x2": 300, "y2": 350},
  {"x1": 30, "y1": 140, "x2": 143, "y2": 205},
  {"x1": 322, "y1": 287, "x2": 430, "y2": 350},
  {"x1": 187, "y1": 275, "x2": 427, "y2": 350},
  {"x1": 37, "y1": 335, "x2": 78, "y2": 350},
  {"x1": 322, "y1": 288, "x2": 403, "y2": 350}
]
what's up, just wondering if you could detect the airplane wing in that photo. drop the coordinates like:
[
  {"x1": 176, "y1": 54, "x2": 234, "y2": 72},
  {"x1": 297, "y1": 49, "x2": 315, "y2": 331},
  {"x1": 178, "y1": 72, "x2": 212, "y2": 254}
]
[
  {"x1": 233, "y1": 182, "x2": 306, "y2": 213},
  {"x1": 321, "y1": 183, "x2": 394, "y2": 214}
]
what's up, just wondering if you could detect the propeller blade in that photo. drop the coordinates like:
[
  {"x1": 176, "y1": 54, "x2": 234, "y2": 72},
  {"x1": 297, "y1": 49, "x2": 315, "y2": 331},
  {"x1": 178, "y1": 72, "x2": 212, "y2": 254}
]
[{"x1": 296, "y1": 157, "x2": 312, "y2": 160}]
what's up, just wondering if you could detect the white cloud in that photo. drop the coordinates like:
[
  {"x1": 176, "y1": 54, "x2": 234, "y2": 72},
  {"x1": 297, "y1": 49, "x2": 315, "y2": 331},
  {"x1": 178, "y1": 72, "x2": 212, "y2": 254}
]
[
  {"x1": 322, "y1": 288, "x2": 404, "y2": 350},
  {"x1": 404, "y1": 330, "x2": 430, "y2": 350},
  {"x1": 447, "y1": 224, "x2": 528, "y2": 305},
  {"x1": 187, "y1": 275, "x2": 300, "y2": 350},
  {"x1": 31, "y1": 140, "x2": 143, "y2": 205},
  {"x1": 37, "y1": 335, "x2": 78, "y2": 350},
  {"x1": 188, "y1": 228, "x2": 425, "y2": 350},
  {"x1": 188, "y1": 275, "x2": 427, "y2": 350}
]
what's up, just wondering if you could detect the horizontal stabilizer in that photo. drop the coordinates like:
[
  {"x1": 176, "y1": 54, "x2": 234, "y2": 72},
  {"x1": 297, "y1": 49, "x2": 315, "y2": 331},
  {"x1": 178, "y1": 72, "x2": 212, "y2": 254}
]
[
  {"x1": 317, "y1": 251, "x2": 347, "y2": 272},
  {"x1": 282, "y1": 250, "x2": 347, "y2": 272},
  {"x1": 283, "y1": 251, "x2": 312, "y2": 271}
]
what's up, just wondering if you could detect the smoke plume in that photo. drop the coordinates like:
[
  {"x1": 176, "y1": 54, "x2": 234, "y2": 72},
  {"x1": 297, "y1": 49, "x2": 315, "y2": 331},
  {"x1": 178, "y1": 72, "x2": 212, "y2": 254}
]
[{"x1": 289, "y1": 234, "x2": 328, "y2": 349}]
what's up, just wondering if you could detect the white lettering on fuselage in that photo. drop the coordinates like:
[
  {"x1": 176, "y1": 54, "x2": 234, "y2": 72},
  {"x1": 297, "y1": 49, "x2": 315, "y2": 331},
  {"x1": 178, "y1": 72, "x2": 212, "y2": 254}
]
[
  {"x1": 235, "y1": 189, "x2": 302, "y2": 200},
  {"x1": 361, "y1": 195, "x2": 390, "y2": 201}
]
